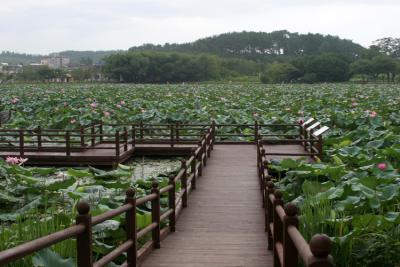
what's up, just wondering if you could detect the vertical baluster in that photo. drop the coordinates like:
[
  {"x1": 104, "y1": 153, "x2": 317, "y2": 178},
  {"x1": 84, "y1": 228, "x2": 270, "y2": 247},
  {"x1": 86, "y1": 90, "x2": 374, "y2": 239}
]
[
  {"x1": 99, "y1": 123, "x2": 103, "y2": 143},
  {"x1": 191, "y1": 149, "x2": 197, "y2": 190},
  {"x1": 37, "y1": 126, "x2": 42, "y2": 151},
  {"x1": 80, "y1": 126, "x2": 85, "y2": 148},
  {"x1": 125, "y1": 188, "x2": 137, "y2": 267},
  {"x1": 181, "y1": 159, "x2": 188, "y2": 208},
  {"x1": 266, "y1": 182, "x2": 275, "y2": 248},
  {"x1": 273, "y1": 190, "x2": 284, "y2": 267},
  {"x1": 170, "y1": 124, "x2": 174, "y2": 147},
  {"x1": 76, "y1": 201, "x2": 93, "y2": 267},
  {"x1": 66, "y1": 130, "x2": 71, "y2": 156},
  {"x1": 115, "y1": 131, "x2": 120, "y2": 159},
  {"x1": 254, "y1": 120, "x2": 259, "y2": 143},
  {"x1": 197, "y1": 141, "x2": 203, "y2": 177},
  {"x1": 211, "y1": 120, "x2": 216, "y2": 150},
  {"x1": 131, "y1": 125, "x2": 136, "y2": 147},
  {"x1": 168, "y1": 175, "x2": 176, "y2": 232},
  {"x1": 175, "y1": 122, "x2": 180, "y2": 144},
  {"x1": 19, "y1": 129, "x2": 24, "y2": 157},
  {"x1": 91, "y1": 124, "x2": 95, "y2": 147},
  {"x1": 124, "y1": 127, "x2": 128, "y2": 151},
  {"x1": 283, "y1": 203, "x2": 299, "y2": 267},
  {"x1": 317, "y1": 135, "x2": 323, "y2": 160},
  {"x1": 140, "y1": 121, "x2": 144, "y2": 143},
  {"x1": 151, "y1": 180, "x2": 161, "y2": 249}
]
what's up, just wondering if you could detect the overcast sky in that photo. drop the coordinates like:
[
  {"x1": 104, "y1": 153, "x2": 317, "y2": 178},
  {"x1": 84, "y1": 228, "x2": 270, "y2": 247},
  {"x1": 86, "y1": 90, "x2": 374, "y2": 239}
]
[{"x1": 0, "y1": 0, "x2": 399, "y2": 54}]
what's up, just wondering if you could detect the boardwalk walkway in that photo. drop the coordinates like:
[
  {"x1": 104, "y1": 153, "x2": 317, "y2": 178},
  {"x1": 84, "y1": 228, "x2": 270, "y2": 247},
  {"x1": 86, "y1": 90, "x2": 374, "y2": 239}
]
[{"x1": 141, "y1": 145, "x2": 273, "y2": 267}]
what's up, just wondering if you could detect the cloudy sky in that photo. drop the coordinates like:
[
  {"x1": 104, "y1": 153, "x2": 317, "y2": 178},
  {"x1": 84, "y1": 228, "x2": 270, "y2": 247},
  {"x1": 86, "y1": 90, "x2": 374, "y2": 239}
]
[{"x1": 0, "y1": 0, "x2": 399, "y2": 54}]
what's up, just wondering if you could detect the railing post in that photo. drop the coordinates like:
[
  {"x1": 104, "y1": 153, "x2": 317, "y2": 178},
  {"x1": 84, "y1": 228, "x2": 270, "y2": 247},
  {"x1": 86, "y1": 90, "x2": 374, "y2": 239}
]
[
  {"x1": 91, "y1": 124, "x2": 95, "y2": 147},
  {"x1": 80, "y1": 126, "x2": 85, "y2": 148},
  {"x1": 211, "y1": 120, "x2": 216, "y2": 149},
  {"x1": 115, "y1": 131, "x2": 120, "y2": 159},
  {"x1": 131, "y1": 125, "x2": 136, "y2": 147},
  {"x1": 283, "y1": 203, "x2": 299, "y2": 267},
  {"x1": 266, "y1": 181, "x2": 275, "y2": 248},
  {"x1": 197, "y1": 141, "x2": 203, "y2": 177},
  {"x1": 202, "y1": 135, "x2": 207, "y2": 166},
  {"x1": 99, "y1": 123, "x2": 103, "y2": 143},
  {"x1": 168, "y1": 175, "x2": 176, "y2": 232},
  {"x1": 191, "y1": 149, "x2": 197, "y2": 190},
  {"x1": 124, "y1": 126, "x2": 128, "y2": 151},
  {"x1": 175, "y1": 122, "x2": 180, "y2": 143},
  {"x1": 37, "y1": 126, "x2": 42, "y2": 151},
  {"x1": 19, "y1": 129, "x2": 24, "y2": 157},
  {"x1": 151, "y1": 180, "x2": 161, "y2": 249},
  {"x1": 170, "y1": 124, "x2": 174, "y2": 148},
  {"x1": 139, "y1": 121, "x2": 144, "y2": 143},
  {"x1": 66, "y1": 130, "x2": 71, "y2": 156},
  {"x1": 76, "y1": 201, "x2": 93, "y2": 267},
  {"x1": 181, "y1": 159, "x2": 188, "y2": 208},
  {"x1": 207, "y1": 129, "x2": 212, "y2": 157},
  {"x1": 254, "y1": 120, "x2": 259, "y2": 143},
  {"x1": 317, "y1": 135, "x2": 323, "y2": 160},
  {"x1": 125, "y1": 188, "x2": 137, "y2": 267},
  {"x1": 273, "y1": 190, "x2": 284, "y2": 267},
  {"x1": 260, "y1": 148, "x2": 266, "y2": 191},
  {"x1": 308, "y1": 234, "x2": 333, "y2": 267}
]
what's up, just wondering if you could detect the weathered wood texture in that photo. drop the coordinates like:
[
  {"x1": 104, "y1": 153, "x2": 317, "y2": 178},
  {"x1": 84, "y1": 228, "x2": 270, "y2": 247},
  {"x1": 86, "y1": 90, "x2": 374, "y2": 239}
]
[{"x1": 141, "y1": 145, "x2": 273, "y2": 267}]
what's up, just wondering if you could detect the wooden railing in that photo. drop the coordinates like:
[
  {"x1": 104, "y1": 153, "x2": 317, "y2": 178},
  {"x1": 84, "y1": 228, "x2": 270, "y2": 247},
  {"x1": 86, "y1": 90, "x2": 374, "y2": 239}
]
[
  {"x1": 257, "y1": 140, "x2": 334, "y2": 267},
  {"x1": 257, "y1": 118, "x2": 329, "y2": 160},
  {"x1": 0, "y1": 123, "x2": 212, "y2": 157},
  {"x1": 0, "y1": 129, "x2": 214, "y2": 266}
]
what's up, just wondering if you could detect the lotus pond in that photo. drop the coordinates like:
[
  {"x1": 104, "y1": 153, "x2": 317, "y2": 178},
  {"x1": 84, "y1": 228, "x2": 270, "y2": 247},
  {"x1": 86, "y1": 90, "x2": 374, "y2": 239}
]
[{"x1": 0, "y1": 83, "x2": 400, "y2": 267}]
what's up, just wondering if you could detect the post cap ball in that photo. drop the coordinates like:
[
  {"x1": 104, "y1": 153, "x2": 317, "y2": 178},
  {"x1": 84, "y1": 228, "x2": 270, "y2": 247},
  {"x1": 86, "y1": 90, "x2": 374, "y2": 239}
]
[
  {"x1": 152, "y1": 180, "x2": 159, "y2": 188},
  {"x1": 77, "y1": 201, "x2": 90, "y2": 215},
  {"x1": 310, "y1": 234, "x2": 331, "y2": 257},
  {"x1": 284, "y1": 203, "x2": 298, "y2": 216},
  {"x1": 274, "y1": 190, "x2": 283, "y2": 199},
  {"x1": 126, "y1": 188, "x2": 135, "y2": 197}
]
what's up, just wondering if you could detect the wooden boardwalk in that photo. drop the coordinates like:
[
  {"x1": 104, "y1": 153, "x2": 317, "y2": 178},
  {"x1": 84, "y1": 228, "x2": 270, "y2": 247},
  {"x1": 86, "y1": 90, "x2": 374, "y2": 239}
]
[{"x1": 141, "y1": 145, "x2": 273, "y2": 267}]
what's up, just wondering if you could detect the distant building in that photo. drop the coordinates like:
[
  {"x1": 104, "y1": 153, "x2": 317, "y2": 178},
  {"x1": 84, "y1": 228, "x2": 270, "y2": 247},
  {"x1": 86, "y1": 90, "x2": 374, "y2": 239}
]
[
  {"x1": 0, "y1": 62, "x2": 23, "y2": 74},
  {"x1": 41, "y1": 53, "x2": 70, "y2": 69}
]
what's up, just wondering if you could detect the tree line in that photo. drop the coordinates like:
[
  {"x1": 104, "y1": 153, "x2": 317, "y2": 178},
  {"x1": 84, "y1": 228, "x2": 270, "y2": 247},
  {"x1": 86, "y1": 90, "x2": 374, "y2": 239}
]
[{"x1": 102, "y1": 51, "x2": 260, "y2": 83}]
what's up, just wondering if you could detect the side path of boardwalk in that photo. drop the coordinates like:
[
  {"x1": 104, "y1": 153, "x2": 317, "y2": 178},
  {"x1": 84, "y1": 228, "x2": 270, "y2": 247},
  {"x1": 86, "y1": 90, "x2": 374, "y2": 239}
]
[{"x1": 141, "y1": 145, "x2": 273, "y2": 267}]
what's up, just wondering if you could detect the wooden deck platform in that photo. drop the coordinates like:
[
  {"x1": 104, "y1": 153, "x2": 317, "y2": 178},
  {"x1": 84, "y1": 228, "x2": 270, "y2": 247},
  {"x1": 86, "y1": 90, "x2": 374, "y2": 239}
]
[{"x1": 141, "y1": 145, "x2": 273, "y2": 267}]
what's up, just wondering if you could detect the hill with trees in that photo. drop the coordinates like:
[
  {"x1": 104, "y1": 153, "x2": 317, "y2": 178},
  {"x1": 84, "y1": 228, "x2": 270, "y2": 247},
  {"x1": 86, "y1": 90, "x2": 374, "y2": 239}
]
[{"x1": 129, "y1": 30, "x2": 366, "y2": 62}]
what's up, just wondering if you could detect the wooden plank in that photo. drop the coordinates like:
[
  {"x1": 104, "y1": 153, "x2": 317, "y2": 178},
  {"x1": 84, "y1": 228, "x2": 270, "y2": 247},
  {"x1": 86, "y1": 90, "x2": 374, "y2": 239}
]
[{"x1": 140, "y1": 145, "x2": 273, "y2": 267}]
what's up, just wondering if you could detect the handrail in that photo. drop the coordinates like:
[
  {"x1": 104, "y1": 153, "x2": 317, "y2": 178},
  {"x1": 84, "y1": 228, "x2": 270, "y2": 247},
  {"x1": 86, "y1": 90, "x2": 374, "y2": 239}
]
[
  {"x1": 0, "y1": 124, "x2": 215, "y2": 266},
  {"x1": 256, "y1": 141, "x2": 334, "y2": 267}
]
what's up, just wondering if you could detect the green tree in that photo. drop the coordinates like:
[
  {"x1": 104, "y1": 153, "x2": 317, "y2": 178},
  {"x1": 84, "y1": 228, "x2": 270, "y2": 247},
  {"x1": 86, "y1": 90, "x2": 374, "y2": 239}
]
[
  {"x1": 260, "y1": 62, "x2": 300, "y2": 83},
  {"x1": 371, "y1": 55, "x2": 398, "y2": 82},
  {"x1": 350, "y1": 59, "x2": 374, "y2": 81}
]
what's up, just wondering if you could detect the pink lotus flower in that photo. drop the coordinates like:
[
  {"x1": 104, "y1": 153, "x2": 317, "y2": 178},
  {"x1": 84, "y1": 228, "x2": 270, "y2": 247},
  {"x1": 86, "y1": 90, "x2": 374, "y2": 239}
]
[
  {"x1": 116, "y1": 104, "x2": 122, "y2": 109},
  {"x1": 120, "y1": 100, "x2": 126, "y2": 105},
  {"x1": 6, "y1": 157, "x2": 28, "y2": 165},
  {"x1": 298, "y1": 111, "x2": 304, "y2": 115},
  {"x1": 253, "y1": 112, "x2": 259, "y2": 117},
  {"x1": 377, "y1": 163, "x2": 387, "y2": 171},
  {"x1": 70, "y1": 119, "x2": 76, "y2": 124},
  {"x1": 351, "y1": 102, "x2": 358, "y2": 107},
  {"x1": 90, "y1": 102, "x2": 97, "y2": 108},
  {"x1": 64, "y1": 102, "x2": 69, "y2": 107},
  {"x1": 370, "y1": 111, "x2": 377, "y2": 118},
  {"x1": 285, "y1": 107, "x2": 291, "y2": 111},
  {"x1": 11, "y1": 98, "x2": 19, "y2": 104},
  {"x1": 140, "y1": 108, "x2": 146, "y2": 113},
  {"x1": 103, "y1": 111, "x2": 111, "y2": 117}
]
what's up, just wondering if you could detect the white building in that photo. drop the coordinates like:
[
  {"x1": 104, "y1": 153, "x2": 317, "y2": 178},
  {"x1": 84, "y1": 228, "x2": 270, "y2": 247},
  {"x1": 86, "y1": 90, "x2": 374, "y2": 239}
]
[{"x1": 41, "y1": 53, "x2": 70, "y2": 69}]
